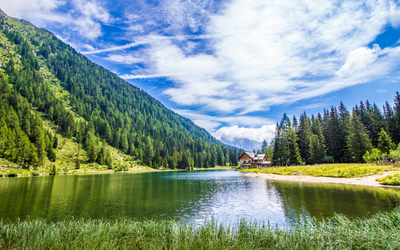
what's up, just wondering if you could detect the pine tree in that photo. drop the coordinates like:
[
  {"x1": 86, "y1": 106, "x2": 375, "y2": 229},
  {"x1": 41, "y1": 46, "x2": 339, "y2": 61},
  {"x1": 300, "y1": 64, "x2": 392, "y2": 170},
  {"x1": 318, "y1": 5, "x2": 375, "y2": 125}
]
[
  {"x1": 288, "y1": 129, "x2": 302, "y2": 165},
  {"x1": 105, "y1": 148, "x2": 113, "y2": 169},
  {"x1": 393, "y1": 91, "x2": 400, "y2": 144},
  {"x1": 86, "y1": 131, "x2": 97, "y2": 163},
  {"x1": 75, "y1": 144, "x2": 81, "y2": 169},
  {"x1": 144, "y1": 136, "x2": 154, "y2": 166},
  {"x1": 347, "y1": 112, "x2": 373, "y2": 162},
  {"x1": 36, "y1": 135, "x2": 46, "y2": 168},
  {"x1": 297, "y1": 113, "x2": 312, "y2": 163},
  {"x1": 261, "y1": 140, "x2": 268, "y2": 154},
  {"x1": 377, "y1": 128, "x2": 395, "y2": 154},
  {"x1": 266, "y1": 140, "x2": 274, "y2": 161},
  {"x1": 338, "y1": 102, "x2": 352, "y2": 162},
  {"x1": 53, "y1": 134, "x2": 58, "y2": 149},
  {"x1": 309, "y1": 134, "x2": 325, "y2": 164}
]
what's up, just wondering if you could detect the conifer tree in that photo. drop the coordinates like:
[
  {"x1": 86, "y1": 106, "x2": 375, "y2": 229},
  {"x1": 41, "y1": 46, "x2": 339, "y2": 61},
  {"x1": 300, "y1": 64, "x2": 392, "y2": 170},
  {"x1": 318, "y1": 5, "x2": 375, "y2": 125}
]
[
  {"x1": 377, "y1": 128, "x2": 395, "y2": 154},
  {"x1": 53, "y1": 134, "x2": 58, "y2": 149},
  {"x1": 297, "y1": 113, "x2": 312, "y2": 163},
  {"x1": 75, "y1": 145, "x2": 81, "y2": 169},
  {"x1": 86, "y1": 131, "x2": 97, "y2": 163},
  {"x1": 309, "y1": 134, "x2": 325, "y2": 164},
  {"x1": 393, "y1": 91, "x2": 400, "y2": 144},
  {"x1": 144, "y1": 136, "x2": 154, "y2": 166},
  {"x1": 347, "y1": 112, "x2": 373, "y2": 162},
  {"x1": 288, "y1": 129, "x2": 302, "y2": 165}
]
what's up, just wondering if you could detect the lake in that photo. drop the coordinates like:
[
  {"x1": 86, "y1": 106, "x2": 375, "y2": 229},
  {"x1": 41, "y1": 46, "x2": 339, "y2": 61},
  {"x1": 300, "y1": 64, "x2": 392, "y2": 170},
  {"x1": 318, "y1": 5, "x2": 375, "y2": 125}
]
[{"x1": 0, "y1": 169, "x2": 399, "y2": 225}]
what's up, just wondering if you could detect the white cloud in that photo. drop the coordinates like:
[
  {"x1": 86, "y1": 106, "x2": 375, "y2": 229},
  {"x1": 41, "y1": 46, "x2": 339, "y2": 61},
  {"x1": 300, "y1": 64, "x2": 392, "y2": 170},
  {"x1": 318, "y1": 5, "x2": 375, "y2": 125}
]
[
  {"x1": 1, "y1": 0, "x2": 111, "y2": 40},
  {"x1": 336, "y1": 45, "x2": 381, "y2": 78},
  {"x1": 173, "y1": 109, "x2": 277, "y2": 150},
  {"x1": 83, "y1": 40, "x2": 148, "y2": 54},
  {"x1": 120, "y1": 74, "x2": 165, "y2": 79},
  {"x1": 212, "y1": 125, "x2": 276, "y2": 150},
  {"x1": 136, "y1": 0, "x2": 400, "y2": 114},
  {"x1": 105, "y1": 54, "x2": 142, "y2": 64}
]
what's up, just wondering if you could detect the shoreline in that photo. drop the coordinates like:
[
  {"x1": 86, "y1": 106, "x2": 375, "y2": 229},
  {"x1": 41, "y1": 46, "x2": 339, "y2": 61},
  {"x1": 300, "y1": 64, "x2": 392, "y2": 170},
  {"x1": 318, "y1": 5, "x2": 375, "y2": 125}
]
[
  {"x1": 0, "y1": 166, "x2": 234, "y2": 178},
  {"x1": 243, "y1": 171, "x2": 400, "y2": 188}
]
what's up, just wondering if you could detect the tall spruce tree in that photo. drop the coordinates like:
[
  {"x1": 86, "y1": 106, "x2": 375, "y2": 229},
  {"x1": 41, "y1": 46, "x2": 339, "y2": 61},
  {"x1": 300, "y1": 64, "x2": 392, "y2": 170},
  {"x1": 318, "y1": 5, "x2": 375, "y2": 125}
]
[
  {"x1": 377, "y1": 128, "x2": 395, "y2": 154},
  {"x1": 297, "y1": 113, "x2": 312, "y2": 163},
  {"x1": 347, "y1": 112, "x2": 373, "y2": 162}
]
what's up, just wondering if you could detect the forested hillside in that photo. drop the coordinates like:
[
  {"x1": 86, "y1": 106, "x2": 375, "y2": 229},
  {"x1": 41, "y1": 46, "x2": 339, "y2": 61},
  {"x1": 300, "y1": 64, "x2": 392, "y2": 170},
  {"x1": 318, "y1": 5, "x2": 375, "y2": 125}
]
[
  {"x1": 0, "y1": 10, "x2": 239, "y2": 171},
  {"x1": 264, "y1": 93, "x2": 400, "y2": 165}
]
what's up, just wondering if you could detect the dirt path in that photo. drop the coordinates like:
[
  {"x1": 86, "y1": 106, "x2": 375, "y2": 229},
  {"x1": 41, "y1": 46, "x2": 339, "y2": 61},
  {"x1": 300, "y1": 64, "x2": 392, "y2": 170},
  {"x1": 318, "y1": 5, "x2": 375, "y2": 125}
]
[{"x1": 243, "y1": 171, "x2": 400, "y2": 188}]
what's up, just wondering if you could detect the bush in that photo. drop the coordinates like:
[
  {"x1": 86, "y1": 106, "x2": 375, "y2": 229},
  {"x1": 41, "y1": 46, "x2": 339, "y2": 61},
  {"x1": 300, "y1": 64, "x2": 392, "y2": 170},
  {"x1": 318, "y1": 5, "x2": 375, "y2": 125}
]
[
  {"x1": 363, "y1": 148, "x2": 382, "y2": 163},
  {"x1": 31, "y1": 171, "x2": 39, "y2": 177},
  {"x1": 389, "y1": 144, "x2": 400, "y2": 161}
]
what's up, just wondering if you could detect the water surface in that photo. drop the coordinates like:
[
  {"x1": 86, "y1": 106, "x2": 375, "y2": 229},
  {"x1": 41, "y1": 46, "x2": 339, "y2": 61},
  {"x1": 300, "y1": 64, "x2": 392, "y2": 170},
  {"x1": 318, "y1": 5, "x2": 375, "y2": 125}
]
[{"x1": 0, "y1": 169, "x2": 399, "y2": 225}]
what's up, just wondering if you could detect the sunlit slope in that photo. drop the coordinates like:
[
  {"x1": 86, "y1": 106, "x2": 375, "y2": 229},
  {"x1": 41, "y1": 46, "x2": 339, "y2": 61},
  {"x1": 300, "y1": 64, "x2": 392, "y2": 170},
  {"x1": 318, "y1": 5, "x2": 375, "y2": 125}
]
[{"x1": 0, "y1": 10, "x2": 239, "y2": 171}]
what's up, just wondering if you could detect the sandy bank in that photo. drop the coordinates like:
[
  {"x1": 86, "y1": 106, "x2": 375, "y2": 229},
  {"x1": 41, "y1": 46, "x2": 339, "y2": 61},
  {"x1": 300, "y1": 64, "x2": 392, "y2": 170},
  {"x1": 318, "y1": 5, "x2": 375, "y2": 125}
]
[{"x1": 243, "y1": 171, "x2": 400, "y2": 188}]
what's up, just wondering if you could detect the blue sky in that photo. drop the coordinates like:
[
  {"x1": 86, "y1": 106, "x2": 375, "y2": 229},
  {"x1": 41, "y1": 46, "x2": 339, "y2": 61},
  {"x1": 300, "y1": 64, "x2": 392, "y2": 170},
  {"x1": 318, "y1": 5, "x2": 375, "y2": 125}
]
[{"x1": 2, "y1": 0, "x2": 400, "y2": 150}]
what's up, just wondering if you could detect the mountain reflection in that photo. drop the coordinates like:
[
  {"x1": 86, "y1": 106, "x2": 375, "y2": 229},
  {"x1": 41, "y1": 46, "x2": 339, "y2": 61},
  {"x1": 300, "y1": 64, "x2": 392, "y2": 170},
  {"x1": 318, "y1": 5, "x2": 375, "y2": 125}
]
[{"x1": 0, "y1": 170, "x2": 399, "y2": 226}]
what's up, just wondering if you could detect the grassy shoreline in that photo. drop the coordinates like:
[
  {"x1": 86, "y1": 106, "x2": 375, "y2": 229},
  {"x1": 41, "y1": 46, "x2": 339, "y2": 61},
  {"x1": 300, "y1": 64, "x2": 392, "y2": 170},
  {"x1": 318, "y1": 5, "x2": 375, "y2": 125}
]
[
  {"x1": 239, "y1": 163, "x2": 396, "y2": 178},
  {"x1": 1, "y1": 209, "x2": 399, "y2": 249},
  {"x1": 0, "y1": 164, "x2": 234, "y2": 178}
]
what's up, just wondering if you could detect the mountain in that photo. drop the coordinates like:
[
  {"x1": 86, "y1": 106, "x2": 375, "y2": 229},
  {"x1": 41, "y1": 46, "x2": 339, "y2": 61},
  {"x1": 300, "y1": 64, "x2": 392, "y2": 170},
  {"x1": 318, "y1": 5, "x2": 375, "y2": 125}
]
[{"x1": 0, "y1": 10, "x2": 240, "y2": 172}]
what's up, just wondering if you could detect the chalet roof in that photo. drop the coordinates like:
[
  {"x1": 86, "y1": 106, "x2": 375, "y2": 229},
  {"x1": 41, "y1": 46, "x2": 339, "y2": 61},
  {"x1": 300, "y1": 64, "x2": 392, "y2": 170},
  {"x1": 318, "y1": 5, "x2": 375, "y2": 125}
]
[{"x1": 238, "y1": 152, "x2": 267, "y2": 161}]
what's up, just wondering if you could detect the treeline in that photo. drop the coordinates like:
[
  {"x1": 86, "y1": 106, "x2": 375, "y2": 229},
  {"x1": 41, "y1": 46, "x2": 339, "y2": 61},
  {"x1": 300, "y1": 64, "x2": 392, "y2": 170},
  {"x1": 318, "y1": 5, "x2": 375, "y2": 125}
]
[
  {"x1": 0, "y1": 13, "x2": 239, "y2": 169},
  {"x1": 264, "y1": 93, "x2": 400, "y2": 165}
]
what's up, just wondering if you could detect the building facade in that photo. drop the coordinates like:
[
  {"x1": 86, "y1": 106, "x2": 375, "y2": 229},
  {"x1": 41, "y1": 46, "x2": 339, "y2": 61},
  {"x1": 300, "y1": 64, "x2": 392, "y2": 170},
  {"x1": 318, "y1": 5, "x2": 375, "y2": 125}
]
[{"x1": 238, "y1": 152, "x2": 271, "y2": 169}]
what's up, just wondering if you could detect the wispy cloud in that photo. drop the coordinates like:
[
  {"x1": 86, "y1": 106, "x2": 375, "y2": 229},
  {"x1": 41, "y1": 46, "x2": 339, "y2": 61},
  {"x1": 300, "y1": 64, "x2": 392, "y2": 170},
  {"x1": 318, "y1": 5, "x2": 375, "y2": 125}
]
[
  {"x1": 82, "y1": 40, "x2": 148, "y2": 54},
  {"x1": 104, "y1": 54, "x2": 143, "y2": 64},
  {"x1": 2, "y1": 0, "x2": 112, "y2": 40},
  {"x1": 83, "y1": 34, "x2": 213, "y2": 54},
  {"x1": 175, "y1": 109, "x2": 275, "y2": 131},
  {"x1": 120, "y1": 74, "x2": 165, "y2": 79},
  {"x1": 136, "y1": 0, "x2": 400, "y2": 114}
]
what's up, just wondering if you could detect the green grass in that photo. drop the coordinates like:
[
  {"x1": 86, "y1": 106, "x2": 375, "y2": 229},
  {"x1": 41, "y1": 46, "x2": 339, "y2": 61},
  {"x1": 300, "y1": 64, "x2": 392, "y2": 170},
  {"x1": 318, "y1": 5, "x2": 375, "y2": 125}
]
[
  {"x1": 377, "y1": 174, "x2": 400, "y2": 186},
  {"x1": 1, "y1": 209, "x2": 400, "y2": 249},
  {"x1": 239, "y1": 163, "x2": 396, "y2": 178}
]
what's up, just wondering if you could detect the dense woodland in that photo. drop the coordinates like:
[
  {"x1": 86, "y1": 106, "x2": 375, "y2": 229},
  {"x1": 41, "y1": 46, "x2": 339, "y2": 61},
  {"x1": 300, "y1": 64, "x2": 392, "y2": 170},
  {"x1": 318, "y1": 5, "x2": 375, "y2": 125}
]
[
  {"x1": 0, "y1": 12, "x2": 239, "y2": 170},
  {"x1": 262, "y1": 94, "x2": 400, "y2": 166}
]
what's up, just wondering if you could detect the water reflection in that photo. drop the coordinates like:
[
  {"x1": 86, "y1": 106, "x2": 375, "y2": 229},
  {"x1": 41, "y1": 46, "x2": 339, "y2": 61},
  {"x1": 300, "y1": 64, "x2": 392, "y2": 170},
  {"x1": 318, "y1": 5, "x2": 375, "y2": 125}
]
[{"x1": 0, "y1": 170, "x2": 399, "y2": 225}]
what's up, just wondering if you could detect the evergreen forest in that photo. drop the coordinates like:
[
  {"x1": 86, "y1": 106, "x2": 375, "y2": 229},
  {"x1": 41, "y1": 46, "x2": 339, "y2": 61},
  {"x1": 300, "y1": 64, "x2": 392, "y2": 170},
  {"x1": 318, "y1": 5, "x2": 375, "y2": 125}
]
[
  {"x1": 262, "y1": 93, "x2": 400, "y2": 166},
  {"x1": 0, "y1": 10, "x2": 239, "y2": 172}
]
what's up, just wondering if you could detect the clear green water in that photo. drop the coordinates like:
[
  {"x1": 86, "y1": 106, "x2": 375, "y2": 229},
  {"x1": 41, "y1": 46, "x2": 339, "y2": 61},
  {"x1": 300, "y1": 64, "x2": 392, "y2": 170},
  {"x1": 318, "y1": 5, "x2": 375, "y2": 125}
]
[{"x1": 0, "y1": 169, "x2": 399, "y2": 225}]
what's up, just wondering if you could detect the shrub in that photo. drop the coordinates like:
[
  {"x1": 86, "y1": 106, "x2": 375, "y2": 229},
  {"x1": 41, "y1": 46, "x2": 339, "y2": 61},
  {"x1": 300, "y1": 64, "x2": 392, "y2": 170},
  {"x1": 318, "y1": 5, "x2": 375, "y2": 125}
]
[{"x1": 363, "y1": 148, "x2": 382, "y2": 163}]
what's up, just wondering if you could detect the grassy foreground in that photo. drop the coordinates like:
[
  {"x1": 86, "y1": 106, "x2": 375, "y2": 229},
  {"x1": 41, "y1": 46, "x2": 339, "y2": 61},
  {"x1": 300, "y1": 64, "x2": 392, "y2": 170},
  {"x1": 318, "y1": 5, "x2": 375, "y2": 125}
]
[
  {"x1": 1, "y1": 210, "x2": 400, "y2": 249},
  {"x1": 240, "y1": 163, "x2": 396, "y2": 178}
]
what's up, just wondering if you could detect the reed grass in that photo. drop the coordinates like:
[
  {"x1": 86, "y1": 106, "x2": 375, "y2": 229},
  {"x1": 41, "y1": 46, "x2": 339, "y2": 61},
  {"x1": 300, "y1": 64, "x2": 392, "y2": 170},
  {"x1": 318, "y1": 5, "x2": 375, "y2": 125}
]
[
  {"x1": 1, "y1": 209, "x2": 400, "y2": 249},
  {"x1": 240, "y1": 163, "x2": 396, "y2": 178}
]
